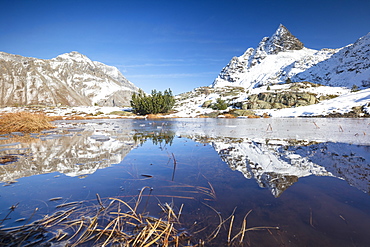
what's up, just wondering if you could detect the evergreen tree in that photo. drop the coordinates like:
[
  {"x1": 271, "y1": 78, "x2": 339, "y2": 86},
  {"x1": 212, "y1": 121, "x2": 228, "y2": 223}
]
[{"x1": 130, "y1": 89, "x2": 175, "y2": 115}]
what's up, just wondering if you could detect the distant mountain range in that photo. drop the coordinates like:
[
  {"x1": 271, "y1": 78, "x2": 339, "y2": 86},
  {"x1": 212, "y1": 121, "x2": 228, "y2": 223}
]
[
  {"x1": 0, "y1": 51, "x2": 139, "y2": 107},
  {"x1": 212, "y1": 24, "x2": 370, "y2": 89}
]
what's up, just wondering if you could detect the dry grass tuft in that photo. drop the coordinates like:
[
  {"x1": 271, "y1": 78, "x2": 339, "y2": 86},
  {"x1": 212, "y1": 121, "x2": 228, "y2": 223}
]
[
  {"x1": 0, "y1": 112, "x2": 55, "y2": 134},
  {"x1": 247, "y1": 115, "x2": 261, "y2": 118},
  {"x1": 0, "y1": 187, "x2": 279, "y2": 246},
  {"x1": 146, "y1": 114, "x2": 166, "y2": 119},
  {"x1": 47, "y1": 116, "x2": 64, "y2": 121},
  {"x1": 64, "y1": 115, "x2": 90, "y2": 120},
  {"x1": 0, "y1": 189, "x2": 191, "y2": 246},
  {"x1": 0, "y1": 155, "x2": 18, "y2": 164},
  {"x1": 223, "y1": 113, "x2": 237, "y2": 118}
]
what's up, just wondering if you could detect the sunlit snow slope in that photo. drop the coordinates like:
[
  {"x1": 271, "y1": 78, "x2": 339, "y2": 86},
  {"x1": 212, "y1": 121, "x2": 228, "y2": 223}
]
[{"x1": 212, "y1": 24, "x2": 370, "y2": 90}]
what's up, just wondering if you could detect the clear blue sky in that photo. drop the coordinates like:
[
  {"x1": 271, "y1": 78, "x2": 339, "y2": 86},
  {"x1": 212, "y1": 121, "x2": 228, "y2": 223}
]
[{"x1": 1, "y1": 0, "x2": 370, "y2": 95}]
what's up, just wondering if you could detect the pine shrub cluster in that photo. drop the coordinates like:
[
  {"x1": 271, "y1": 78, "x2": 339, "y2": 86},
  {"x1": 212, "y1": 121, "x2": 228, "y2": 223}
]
[
  {"x1": 130, "y1": 89, "x2": 175, "y2": 115},
  {"x1": 211, "y1": 98, "x2": 228, "y2": 110}
]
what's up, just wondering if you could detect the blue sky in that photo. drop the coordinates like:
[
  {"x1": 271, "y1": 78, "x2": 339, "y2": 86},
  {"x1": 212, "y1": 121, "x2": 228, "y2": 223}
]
[{"x1": 1, "y1": 0, "x2": 370, "y2": 94}]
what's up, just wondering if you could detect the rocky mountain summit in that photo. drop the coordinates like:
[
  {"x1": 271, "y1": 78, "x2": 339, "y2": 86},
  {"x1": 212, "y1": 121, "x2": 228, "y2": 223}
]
[
  {"x1": 0, "y1": 51, "x2": 139, "y2": 107},
  {"x1": 249, "y1": 24, "x2": 304, "y2": 66},
  {"x1": 212, "y1": 24, "x2": 369, "y2": 90}
]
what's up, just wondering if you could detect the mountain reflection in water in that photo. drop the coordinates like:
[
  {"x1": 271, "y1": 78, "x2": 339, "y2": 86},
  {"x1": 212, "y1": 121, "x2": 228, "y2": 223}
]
[
  {"x1": 0, "y1": 118, "x2": 369, "y2": 196},
  {"x1": 0, "y1": 118, "x2": 369, "y2": 246},
  {"x1": 0, "y1": 122, "x2": 137, "y2": 182}
]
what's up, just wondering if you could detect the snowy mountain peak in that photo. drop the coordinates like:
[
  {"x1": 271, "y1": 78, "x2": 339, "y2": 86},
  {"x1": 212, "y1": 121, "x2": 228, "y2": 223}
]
[
  {"x1": 54, "y1": 51, "x2": 92, "y2": 64},
  {"x1": 250, "y1": 24, "x2": 304, "y2": 67},
  {"x1": 261, "y1": 24, "x2": 304, "y2": 55},
  {"x1": 211, "y1": 24, "x2": 361, "y2": 89},
  {"x1": 212, "y1": 24, "x2": 324, "y2": 88}
]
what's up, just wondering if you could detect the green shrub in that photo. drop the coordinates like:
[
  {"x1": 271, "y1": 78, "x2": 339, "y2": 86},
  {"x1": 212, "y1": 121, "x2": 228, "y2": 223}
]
[
  {"x1": 130, "y1": 89, "x2": 175, "y2": 115},
  {"x1": 211, "y1": 98, "x2": 228, "y2": 110}
]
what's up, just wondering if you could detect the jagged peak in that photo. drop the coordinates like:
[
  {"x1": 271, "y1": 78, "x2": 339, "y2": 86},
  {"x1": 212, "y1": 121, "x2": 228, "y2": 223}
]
[
  {"x1": 274, "y1": 24, "x2": 290, "y2": 37},
  {"x1": 245, "y1": 24, "x2": 304, "y2": 68},
  {"x1": 262, "y1": 24, "x2": 304, "y2": 55}
]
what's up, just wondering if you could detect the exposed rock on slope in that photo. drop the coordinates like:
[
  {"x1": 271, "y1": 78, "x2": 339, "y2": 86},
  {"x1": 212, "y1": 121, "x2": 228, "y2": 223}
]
[{"x1": 0, "y1": 51, "x2": 139, "y2": 107}]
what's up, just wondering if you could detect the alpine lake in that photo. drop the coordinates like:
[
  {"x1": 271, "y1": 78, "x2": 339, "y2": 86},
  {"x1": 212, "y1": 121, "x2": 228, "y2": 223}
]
[{"x1": 0, "y1": 118, "x2": 369, "y2": 246}]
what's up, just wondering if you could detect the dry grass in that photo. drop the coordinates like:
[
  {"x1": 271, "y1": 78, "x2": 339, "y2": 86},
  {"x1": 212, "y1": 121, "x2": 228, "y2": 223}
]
[
  {"x1": 223, "y1": 113, "x2": 237, "y2": 118},
  {"x1": 0, "y1": 189, "x2": 191, "y2": 246},
  {"x1": 146, "y1": 114, "x2": 175, "y2": 119},
  {"x1": 246, "y1": 115, "x2": 261, "y2": 118},
  {"x1": 0, "y1": 112, "x2": 55, "y2": 134},
  {"x1": 146, "y1": 114, "x2": 164, "y2": 119},
  {"x1": 0, "y1": 187, "x2": 279, "y2": 246},
  {"x1": 0, "y1": 155, "x2": 18, "y2": 164}
]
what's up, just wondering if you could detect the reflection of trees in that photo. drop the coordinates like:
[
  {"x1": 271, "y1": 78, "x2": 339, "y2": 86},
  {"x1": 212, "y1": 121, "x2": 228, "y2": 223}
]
[{"x1": 133, "y1": 131, "x2": 175, "y2": 148}]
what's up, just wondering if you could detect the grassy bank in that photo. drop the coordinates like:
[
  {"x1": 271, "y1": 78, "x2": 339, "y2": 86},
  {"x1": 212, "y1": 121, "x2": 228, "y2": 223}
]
[{"x1": 0, "y1": 112, "x2": 55, "y2": 134}]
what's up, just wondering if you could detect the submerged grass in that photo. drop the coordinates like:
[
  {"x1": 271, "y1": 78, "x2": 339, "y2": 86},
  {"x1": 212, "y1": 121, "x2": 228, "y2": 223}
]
[
  {"x1": 0, "y1": 112, "x2": 55, "y2": 134},
  {"x1": 0, "y1": 187, "x2": 279, "y2": 246}
]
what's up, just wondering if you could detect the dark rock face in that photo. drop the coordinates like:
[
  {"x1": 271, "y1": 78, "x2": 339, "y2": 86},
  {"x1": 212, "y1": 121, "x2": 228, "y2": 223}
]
[
  {"x1": 245, "y1": 91, "x2": 319, "y2": 109},
  {"x1": 265, "y1": 24, "x2": 304, "y2": 54},
  {"x1": 250, "y1": 24, "x2": 304, "y2": 67}
]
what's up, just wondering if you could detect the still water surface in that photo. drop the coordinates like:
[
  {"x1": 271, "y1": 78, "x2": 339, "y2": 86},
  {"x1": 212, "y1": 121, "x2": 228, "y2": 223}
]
[{"x1": 0, "y1": 118, "x2": 369, "y2": 246}]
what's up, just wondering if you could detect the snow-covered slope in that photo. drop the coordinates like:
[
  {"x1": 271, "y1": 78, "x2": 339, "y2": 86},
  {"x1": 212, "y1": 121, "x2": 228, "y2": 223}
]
[
  {"x1": 212, "y1": 24, "x2": 370, "y2": 91},
  {"x1": 293, "y1": 33, "x2": 370, "y2": 88},
  {"x1": 0, "y1": 51, "x2": 139, "y2": 107},
  {"x1": 212, "y1": 24, "x2": 338, "y2": 89}
]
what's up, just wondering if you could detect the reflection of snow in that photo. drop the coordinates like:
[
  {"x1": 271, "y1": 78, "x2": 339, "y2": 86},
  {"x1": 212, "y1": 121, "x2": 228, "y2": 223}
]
[
  {"x1": 0, "y1": 122, "x2": 137, "y2": 182},
  {"x1": 207, "y1": 136, "x2": 370, "y2": 196},
  {"x1": 289, "y1": 142, "x2": 370, "y2": 194},
  {"x1": 212, "y1": 140, "x2": 333, "y2": 197}
]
